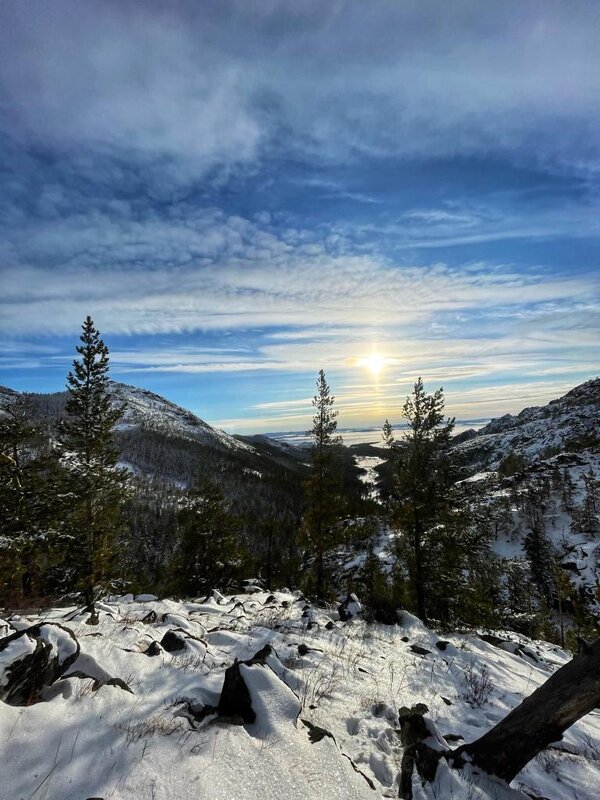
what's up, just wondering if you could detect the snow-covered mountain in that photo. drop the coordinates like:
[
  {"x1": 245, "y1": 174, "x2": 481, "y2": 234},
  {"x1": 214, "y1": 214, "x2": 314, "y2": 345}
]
[
  {"x1": 111, "y1": 382, "x2": 256, "y2": 454},
  {"x1": 452, "y1": 378, "x2": 599, "y2": 469}
]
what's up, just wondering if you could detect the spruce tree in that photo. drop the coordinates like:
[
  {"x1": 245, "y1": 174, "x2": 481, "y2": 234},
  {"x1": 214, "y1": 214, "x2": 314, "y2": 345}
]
[
  {"x1": 384, "y1": 378, "x2": 455, "y2": 623},
  {"x1": 58, "y1": 316, "x2": 128, "y2": 609},
  {"x1": 301, "y1": 369, "x2": 342, "y2": 601}
]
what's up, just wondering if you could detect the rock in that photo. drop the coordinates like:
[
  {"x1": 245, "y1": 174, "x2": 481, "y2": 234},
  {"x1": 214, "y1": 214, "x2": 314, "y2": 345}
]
[
  {"x1": 160, "y1": 630, "x2": 187, "y2": 652},
  {"x1": 398, "y1": 704, "x2": 448, "y2": 799},
  {"x1": 144, "y1": 640, "x2": 162, "y2": 657},
  {"x1": 141, "y1": 610, "x2": 157, "y2": 623},
  {"x1": 301, "y1": 719, "x2": 335, "y2": 743},
  {"x1": 338, "y1": 593, "x2": 362, "y2": 621},
  {"x1": 444, "y1": 733, "x2": 464, "y2": 743},
  {"x1": 409, "y1": 644, "x2": 431, "y2": 656},
  {"x1": 85, "y1": 608, "x2": 100, "y2": 626},
  {"x1": 401, "y1": 636, "x2": 409, "y2": 642},
  {"x1": 0, "y1": 623, "x2": 80, "y2": 705},
  {"x1": 216, "y1": 644, "x2": 276, "y2": 724},
  {"x1": 436, "y1": 640, "x2": 450, "y2": 651},
  {"x1": 160, "y1": 626, "x2": 209, "y2": 653},
  {"x1": 297, "y1": 643, "x2": 310, "y2": 656},
  {"x1": 217, "y1": 660, "x2": 256, "y2": 723},
  {"x1": 92, "y1": 676, "x2": 133, "y2": 693},
  {"x1": 441, "y1": 696, "x2": 453, "y2": 706}
]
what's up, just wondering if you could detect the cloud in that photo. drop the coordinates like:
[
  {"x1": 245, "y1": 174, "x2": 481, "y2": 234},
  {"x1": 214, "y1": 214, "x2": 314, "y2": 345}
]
[{"x1": 1, "y1": 1, "x2": 599, "y2": 176}]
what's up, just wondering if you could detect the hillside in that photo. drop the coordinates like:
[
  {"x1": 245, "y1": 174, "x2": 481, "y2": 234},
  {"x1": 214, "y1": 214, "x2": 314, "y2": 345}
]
[
  {"x1": 2, "y1": 591, "x2": 599, "y2": 800},
  {"x1": 451, "y1": 378, "x2": 599, "y2": 469}
]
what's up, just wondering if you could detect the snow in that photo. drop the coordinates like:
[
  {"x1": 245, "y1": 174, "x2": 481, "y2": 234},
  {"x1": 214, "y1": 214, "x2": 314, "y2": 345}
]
[
  {"x1": 355, "y1": 455, "x2": 384, "y2": 501},
  {"x1": 1, "y1": 592, "x2": 600, "y2": 799},
  {"x1": 0, "y1": 634, "x2": 37, "y2": 689},
  {"x1": 110, "y1": 381, "x2": 256, "y2": 454}
]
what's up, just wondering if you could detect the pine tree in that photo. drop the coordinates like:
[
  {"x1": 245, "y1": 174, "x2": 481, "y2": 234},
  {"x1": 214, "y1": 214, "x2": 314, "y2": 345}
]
[
  {"x1": 301, "y1": 369, "x2": 343, "y2": 601},
  {"x1": 58, "y1": 316, "x2": 128, "y2": 609},
  {"x1": 0, "y1": 394, "x2": 65, "y2": 603},
  {"x1": 384, "y1": 378, "x2": 455, "y2": 623},
  {"x1": 170, "y1": 478, "x2": 241, "y2": 597}
]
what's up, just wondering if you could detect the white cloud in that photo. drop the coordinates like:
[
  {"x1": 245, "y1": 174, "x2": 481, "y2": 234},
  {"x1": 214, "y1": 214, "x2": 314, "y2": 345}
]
[{"x1": 1, "y1": 2, "x2": 599, "y2": 174}]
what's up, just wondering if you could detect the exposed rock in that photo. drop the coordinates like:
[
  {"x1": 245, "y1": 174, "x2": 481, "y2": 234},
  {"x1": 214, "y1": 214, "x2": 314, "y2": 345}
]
[
  {"x1": 216, "y1": 644, "x2": 276, "y2": 724},
  {"x1": 409, "y1": 644, "x2": 431, "y2": 656},
  {"x1": 301, "y1": 718, "x2": 336, "y2": 744},
  {"x1": 160, "y1": 630, "x2": 187, "y2": 652},
  {"x1": 144, "y1": 640, "x2": 162, "y2": 657},
  {"x1": 93, "y1": 676, "x2": 133, "y2": 693},
  {"x1": 141, "y1": 610, "x2": 157, "y2": 623},
  {"x1": 217, "y1": 660, "x2": 256, "y2": 723},
  {"x1": 159, "y1": 627, "x2": 208, "y2": 654},
  {"x1": 0, "y1": 623, "x2": 79, "y2": 705},
  {"x1": 398, "y1": 704, "x2": 450, "y2": 799}
]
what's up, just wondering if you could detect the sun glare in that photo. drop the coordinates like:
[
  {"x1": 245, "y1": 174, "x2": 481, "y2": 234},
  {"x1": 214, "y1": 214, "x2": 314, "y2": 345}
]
[{"x1": 361, "y1": 353, "x2": 385, "y2": 376}]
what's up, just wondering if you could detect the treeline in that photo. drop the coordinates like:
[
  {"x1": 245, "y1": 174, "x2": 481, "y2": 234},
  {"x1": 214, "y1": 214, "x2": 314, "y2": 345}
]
[
  {"x1": 0, "y1": 318, "x2": 371, "y2": 608},
  {"x1": 1, "y1": 318, "x2": 597, "y2": 647}
]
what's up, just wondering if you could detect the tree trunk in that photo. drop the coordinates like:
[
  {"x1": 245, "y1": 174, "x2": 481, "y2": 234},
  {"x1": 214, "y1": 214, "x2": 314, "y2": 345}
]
[
  {"x1": 399, "y1": 639, "x2": 600, "y2": 798},
  {"x1": 457, "y1": 637, "x2": 600, "y2": 782}
]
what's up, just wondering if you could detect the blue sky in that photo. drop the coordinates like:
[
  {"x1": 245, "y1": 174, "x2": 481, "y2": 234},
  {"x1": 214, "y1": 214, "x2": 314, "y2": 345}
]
[{"x1": 1, "y1": 0, "x2": 598, "y2": 433}]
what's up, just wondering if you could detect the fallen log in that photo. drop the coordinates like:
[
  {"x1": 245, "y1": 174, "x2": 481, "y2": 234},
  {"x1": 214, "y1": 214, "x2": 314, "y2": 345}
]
[
  {"x1": 399, "y1": 637, "x2": 600, "y2": 797},
  {"x1": 457, "y1": 636, "x2": 600, "y2": 782}
]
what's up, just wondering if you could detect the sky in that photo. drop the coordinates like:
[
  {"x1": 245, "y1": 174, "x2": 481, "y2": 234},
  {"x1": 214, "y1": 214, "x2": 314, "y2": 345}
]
[{"x1": 0, "y1": 0, "x2": 599, "y2": 435}]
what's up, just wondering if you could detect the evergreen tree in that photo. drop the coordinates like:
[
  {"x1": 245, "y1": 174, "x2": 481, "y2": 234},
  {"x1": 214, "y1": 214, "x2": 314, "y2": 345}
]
[
  {"x1": 169, "y1": 477, "x2": 241, "y2": 597},
  {"x1": 0, "y1": 394, "x2": 65, "y2": 603},
  {"x1": 384, "y1": 378, "x2": 455, "y2": 623},
  {"x1": 581, "y1": 468, "x2": 599, "y2": 535},
  {"x1": 301, "y1": 369, "x2": 343, "y2": 601},
  {"x1": 58, "y1": 316, "x2": 128, "y2": 609},
  {"x1": 523, "y1": 488, "x2": 556, "y2": 605}
]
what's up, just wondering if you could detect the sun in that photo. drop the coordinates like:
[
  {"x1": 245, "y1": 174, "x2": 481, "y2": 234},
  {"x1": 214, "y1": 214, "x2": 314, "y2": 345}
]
[{"x1": 361, "y1": 353, "x2": 385, "y2": 376}]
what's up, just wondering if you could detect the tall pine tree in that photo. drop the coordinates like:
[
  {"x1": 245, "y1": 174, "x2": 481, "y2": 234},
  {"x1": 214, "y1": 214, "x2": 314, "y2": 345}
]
[
  {"x1": 301, "y1": 369, "x2": 342, "y2": 601},
  {"x1": 58, "y1": 316, "x2": 128, "y2": 609},
  {"x1": 384, "y1": 378, "x2": 455, "y2": 623}
]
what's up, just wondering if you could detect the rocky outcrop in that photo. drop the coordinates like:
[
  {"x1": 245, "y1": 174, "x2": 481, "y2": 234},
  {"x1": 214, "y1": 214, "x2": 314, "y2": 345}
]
[{"x1": 0, "y1": 623, "x2": 79, "y2": 705}]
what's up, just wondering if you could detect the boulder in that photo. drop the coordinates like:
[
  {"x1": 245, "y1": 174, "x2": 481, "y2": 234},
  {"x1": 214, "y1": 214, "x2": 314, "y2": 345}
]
[
  {"x1": 0, "y1": 623, "x2": 79, "y2": 705},
  {"x1": 216, "y1": 644, "x2": 279, "y2": 724}
]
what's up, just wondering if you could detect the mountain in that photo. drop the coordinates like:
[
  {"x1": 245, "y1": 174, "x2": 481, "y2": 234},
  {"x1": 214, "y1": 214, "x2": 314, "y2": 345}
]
[
  {"x1": 451, "y1": 378, "x2": 599, "y2": 469},
  {"x1": 1, "y1": 380, "x2": 307, "y2": 479},
  {"x1": 1, "y1": 381, "x2": 311, "y2": 587},
  {"x1": 448, "y1": 379, "x2": 600, "y2": 626},
  {"x1": 112, "y1": 382, "x2": 257, "y2": 454}
]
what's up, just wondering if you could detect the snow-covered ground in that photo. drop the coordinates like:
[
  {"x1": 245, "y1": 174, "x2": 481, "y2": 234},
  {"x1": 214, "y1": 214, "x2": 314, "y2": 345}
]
[
  {"x1": 356, "y1": 455, "x2": 384, "y2": 502},
  {"x1": 2, "y1": 592, "x2": 600, "y2": 800}
]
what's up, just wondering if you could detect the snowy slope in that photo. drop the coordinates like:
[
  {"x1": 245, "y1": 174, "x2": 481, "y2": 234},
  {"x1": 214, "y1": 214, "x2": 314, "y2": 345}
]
[
  {"x1": 1, "y1": 593, "x2": 599, "y2": 800},
  {"x1": 111, "y1": 381, "x2": 256, "y2": 454},
  {"x1": 452, "y1": 378, "x2": 599, "y2": 469}
]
